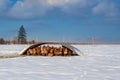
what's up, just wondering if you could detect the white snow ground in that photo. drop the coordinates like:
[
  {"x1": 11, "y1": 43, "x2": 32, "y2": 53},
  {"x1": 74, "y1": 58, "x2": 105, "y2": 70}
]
[{"x1": 0, "y1": 44, "x2": 120, "y2": 80}]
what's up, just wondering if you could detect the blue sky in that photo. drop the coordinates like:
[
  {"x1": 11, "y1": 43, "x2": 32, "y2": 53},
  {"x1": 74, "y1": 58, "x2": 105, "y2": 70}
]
[{"x1": 0, "y1": 0, "x2": 120, "y2": 42}]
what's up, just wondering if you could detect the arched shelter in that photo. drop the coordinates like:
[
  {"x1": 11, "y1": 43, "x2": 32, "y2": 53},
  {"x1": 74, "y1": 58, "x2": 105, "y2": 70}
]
[{"x1": 20, "y1": 42, "x2": 82, "y2": 56}]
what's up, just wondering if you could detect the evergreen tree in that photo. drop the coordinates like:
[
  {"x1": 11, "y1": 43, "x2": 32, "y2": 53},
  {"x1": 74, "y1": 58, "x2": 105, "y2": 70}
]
[
  {"x1": 0, "y1": 38, "x2": 5, "y2": 44},
  {"x1": 18, "y1": 25, "x2": 27, "y2": 44}
]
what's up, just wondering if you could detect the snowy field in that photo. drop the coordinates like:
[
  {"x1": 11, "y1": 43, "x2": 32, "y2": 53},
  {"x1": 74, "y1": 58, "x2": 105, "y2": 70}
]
[{"x1": 0, "y1": 44, "x2": 120, "y2": 80}]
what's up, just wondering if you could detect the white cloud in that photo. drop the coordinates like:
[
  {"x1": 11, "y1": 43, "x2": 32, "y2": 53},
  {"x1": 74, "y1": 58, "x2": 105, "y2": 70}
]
[
  {"x1": 8, "y1": 0, "x2": 73, "y2": 19},
  {"x1": 8, "y1": 0, "x2": 83, "y2": 19},
  {"x1": 0, "y1": 0, "x2": 9, "y2": 13},
  {"x1": 8, "y1": 0, "x2": 51, "y2": 19},
  {"x1": 60, "y1": 0, "x2": 95, "y2": 16},
  {"x1": 46, "y1": 0, "x2": 83, "y2": 6},
  {"x1": 0, "y1": 0, "x2": 119, "y2": 19},
  {"x1": 47, "y1": 0, "x2": 68, "y2": 6},
  {"x1": 92, "y1": 1, "x2": 118, "y2": 16}
]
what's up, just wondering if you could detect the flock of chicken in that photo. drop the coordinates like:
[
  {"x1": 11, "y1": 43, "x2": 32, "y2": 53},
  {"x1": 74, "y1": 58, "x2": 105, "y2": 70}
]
[{"x1": 27, "y1": 45, "x2": 73, "y2": 56}]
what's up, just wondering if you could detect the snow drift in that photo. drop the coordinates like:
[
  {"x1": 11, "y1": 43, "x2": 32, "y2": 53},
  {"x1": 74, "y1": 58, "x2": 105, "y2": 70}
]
[{"x1": 0, "y1": 44, "x2": 120, "y2": 80}]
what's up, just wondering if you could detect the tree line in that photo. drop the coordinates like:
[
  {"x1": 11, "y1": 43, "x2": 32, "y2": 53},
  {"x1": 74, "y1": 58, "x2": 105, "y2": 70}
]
[{"x1": 0, "y1": 25, "x2": 36, "y2": 44}]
